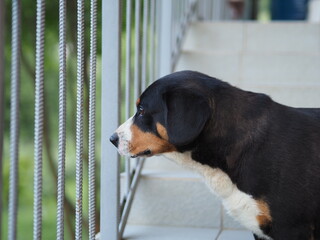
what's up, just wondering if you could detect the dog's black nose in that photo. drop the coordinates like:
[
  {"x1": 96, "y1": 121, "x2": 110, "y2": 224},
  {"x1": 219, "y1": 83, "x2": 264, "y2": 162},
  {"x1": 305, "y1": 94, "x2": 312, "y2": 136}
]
[{"x1": 110, "y1": 133, "x2": 119, "y2": 147}]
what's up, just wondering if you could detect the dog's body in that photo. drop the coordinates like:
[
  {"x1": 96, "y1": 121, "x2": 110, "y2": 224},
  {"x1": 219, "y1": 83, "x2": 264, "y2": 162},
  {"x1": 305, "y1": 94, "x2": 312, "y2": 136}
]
[{"x1": 110, "y1": 71, "x2": 320, "y2": 240}]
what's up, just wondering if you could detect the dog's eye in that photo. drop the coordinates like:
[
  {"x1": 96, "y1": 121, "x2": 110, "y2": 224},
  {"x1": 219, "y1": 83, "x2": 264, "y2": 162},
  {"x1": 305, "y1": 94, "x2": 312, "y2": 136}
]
[{"x1": 138, "y1": 106, "x2": 145, "y2": 116}]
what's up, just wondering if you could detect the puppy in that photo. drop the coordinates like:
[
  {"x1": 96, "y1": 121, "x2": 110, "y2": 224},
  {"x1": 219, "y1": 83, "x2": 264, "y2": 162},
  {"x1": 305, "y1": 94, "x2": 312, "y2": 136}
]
[{"x1": 110, "y1": 70, "x2": 320, "y2": 240}]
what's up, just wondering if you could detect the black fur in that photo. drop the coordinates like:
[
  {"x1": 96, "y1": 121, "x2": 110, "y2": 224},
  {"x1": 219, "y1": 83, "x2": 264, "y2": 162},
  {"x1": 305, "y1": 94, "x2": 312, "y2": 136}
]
[
  {"x1": 133, "y1": 70, "x2": 320, "y2": 240},
  {"x1": 163, "y1": 89, "x2": 211, "y2": 146}
]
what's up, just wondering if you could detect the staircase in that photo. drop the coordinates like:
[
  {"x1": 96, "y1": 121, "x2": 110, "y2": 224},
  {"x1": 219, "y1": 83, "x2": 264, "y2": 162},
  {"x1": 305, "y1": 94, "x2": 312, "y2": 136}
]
[
  {"x1": 178, "y1": 22, "x2": 320, "y2": 108},
  {"x1": 123, "y1": 22, "x2": 320, "y2": 240}
]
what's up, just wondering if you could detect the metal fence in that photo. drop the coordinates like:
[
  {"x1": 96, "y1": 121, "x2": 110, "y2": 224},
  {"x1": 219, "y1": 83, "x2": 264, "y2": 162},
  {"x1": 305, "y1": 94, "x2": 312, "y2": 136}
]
[
  {"x1": 1, "y1": 0, "x2": 98, "y2": 239},
  {"x1": 0, "y1": 0, "x2": 220, "y2": 239},
  {"x1": 100, "y1": 1, "x2": 219, "y2": 239}
]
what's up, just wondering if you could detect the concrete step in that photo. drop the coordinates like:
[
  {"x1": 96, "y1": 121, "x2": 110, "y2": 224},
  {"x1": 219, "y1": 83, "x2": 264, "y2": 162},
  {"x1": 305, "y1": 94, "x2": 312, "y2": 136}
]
[
  {"x1": 238, "y1": 83, "x2": 320, "y2": 108},
  {"x1": 123, "y1": 225, "x2": 219, "y2": 240},
  {"x1": 240, "y1": 53, "x2": 320, "y2": 85},
  {"x1": 142, "y1": 155, "x2": 190, "y2": 172},
  {"x1": 122, "y1": 168, "x2": 244, "y2": 230},
  {"x1": 136, "y1": 156, "x2": 268, "y2": 228},
  {"x1": 176, "y1": 51, "x2": 320, "y2": 86},
  {"x1": 123, "y1": 156, "x2": 244, "y2": 230},
  {"x1": 176, "y1": 52, "x2": 240, "y2": 85},
  {"x1": 122, "y1": 169, "x2": 223, "y2": 228},
  {"x1": 183, "y1": 22, "x2": 244, "y2": 54},
  {"x1": 123, "y1": 225, "x2": 254, "y2": 240},
  {"x1": 183, "y1": 22, "x2": 320, "y2": 54},
  {"x1": 217, "y1": 230, "x2": 254, "y2": 240}
]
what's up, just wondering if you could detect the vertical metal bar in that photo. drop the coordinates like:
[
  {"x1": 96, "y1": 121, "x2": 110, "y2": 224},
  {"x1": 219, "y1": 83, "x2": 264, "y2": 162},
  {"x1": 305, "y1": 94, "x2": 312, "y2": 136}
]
[
  {"x1": 134, "y1": 0, "x2": 141, "y2": 168},
  {"x1": 209, "y1": 0, "x2": 213, "y2": 20},
  {"x1": 75, "y1": 0, "x2": 85, "y2": 238},
  {"x1": 207, "y1": 0, "x2": 210, "y2": 19},
  {"x1": 178, "y1": 0, "x2": 182, "y2": 39},
  {"x1": 192, "y1": 0, "x2": 199, "y2": 21},
  {"x1": 209, "y1": 0, "x2": 214, "y2": 20},
  {"x1": 149, "y1": 0, "x2": 155, "y2": 84},
  {"x1": 118, "y1": 158, "x2": 145, "y2": 237},
  {"x1": 186, "y1": 1, "x2": 190, "y2": 27},
  {"x1": 155, "y1": 0, "x2": 161, "y2": 79},
  {"x1": 188, "y1": 0, "x2": 191, "y2": 19},
  {"x1": 33, "y1": 0, "x2": 46, "y2": 238},
  {"x1": 198, "y1": 0, "x2": 205, "y2": 20},
  {"x1": 177, "y1": 0, "x2": 182, "y2": 57},
  {"x1": 125, "y1": 160, "x2": 131, "y2": 196},
  {"x1": 125, "y1": 0, "x2": 132, "y2": 195},
  {"x1": 125, "y1": 0, "x2": 132, "y2": 120},
  {"x1": 158, "y1": 0, "x2": 173, "y2": 77},
  {"x1": 204, "y1": 0, "x2": 208, "y2": 20},
  {"x1": 134, "y1": 0, "x2": 141, "y2": 103},
  {"x1": 56, "y1": 0, "x2": 67, "y2": 238},
  {"x1": 171, "y1": 1, "x2": 176, "y2": 64},
  {"x1": 184, "y1": 0, "x2": 189, "y2": 30},
  {"x1": 155, "y1": 0, "x2": 160, "y2": 79},
  {"x1": 101, "y1": 0, "x2": 121, "y2": 239},
  {"x1": 219, "y1": 0, "x2": 223, "y2": 20},
  {"x1": 0, "y1": 0, "x2": 5, "y2": 237},
  {"x1": 141, "y1": 0, "x2": 149, "y2": 91},
  {"x1": 181, "y1": 0, "x2": 185, "y2": 32},
  {"x1": 213, "y1": 0, "x2": 220, "y2": 20},
  {"x1": 221, "y1": 0, "x2": 227, "y2": 20},
  {"x1": 8, "y1": 0, "x2": 21, "y2": 239},
  {"x1": 88, "y1": 0, "x2": 97, "y2": 238}
]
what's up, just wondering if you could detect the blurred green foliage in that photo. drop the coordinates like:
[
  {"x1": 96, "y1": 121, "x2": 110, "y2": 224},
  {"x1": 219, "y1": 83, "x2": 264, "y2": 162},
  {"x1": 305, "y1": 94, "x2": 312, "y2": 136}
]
[{"x1": 258, "y1": 0, "x2": 271, "y2": 21}]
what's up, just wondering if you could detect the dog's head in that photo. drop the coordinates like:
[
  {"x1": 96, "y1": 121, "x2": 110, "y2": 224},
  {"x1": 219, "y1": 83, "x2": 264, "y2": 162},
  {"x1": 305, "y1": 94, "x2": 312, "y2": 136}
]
[{"x1": 110, "y1": 71, "x2": 213, "y2": 158}]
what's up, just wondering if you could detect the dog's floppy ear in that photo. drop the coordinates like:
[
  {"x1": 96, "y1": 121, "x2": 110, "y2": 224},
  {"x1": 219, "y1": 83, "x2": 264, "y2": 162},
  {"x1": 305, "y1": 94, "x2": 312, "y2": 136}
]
[{"x1": 163, "y1": 90, "x2": 211, "y2": 146}]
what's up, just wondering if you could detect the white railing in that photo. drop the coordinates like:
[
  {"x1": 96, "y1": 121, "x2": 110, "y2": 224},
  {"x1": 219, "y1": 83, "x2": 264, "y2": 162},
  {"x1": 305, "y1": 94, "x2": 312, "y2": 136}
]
[{"x1": 100, "y1": 1, "x2": 220, "y2": 239}]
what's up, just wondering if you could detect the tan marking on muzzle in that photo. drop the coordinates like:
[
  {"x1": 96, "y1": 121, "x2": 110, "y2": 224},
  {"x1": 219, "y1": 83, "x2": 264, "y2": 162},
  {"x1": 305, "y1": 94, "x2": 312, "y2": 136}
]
[
  {"x1": 256, "y1": 200, "x2": 272, "y2": 226},
  {"x1": 130, "y1": 124, "x2": 175, "y2": 155},
  {"x1": 156, "y1": 123, "x2": 169, "y2": 141}
]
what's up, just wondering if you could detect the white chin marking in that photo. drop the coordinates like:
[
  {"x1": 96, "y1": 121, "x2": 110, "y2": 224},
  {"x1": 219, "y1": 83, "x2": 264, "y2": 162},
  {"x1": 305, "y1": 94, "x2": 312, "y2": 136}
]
[
  {"x1": 163, "y1": 152, "x2": 272, "y2": 240},
  {"x1": 115, "y1": 116, "x2": 133, "y2": 156}
]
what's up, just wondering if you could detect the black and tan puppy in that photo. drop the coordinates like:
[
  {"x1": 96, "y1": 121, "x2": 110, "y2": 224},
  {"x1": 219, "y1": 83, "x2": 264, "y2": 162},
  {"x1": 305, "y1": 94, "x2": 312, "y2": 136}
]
[{"x1": 110, "y1": 70, "x2": 320, "y2": 240}]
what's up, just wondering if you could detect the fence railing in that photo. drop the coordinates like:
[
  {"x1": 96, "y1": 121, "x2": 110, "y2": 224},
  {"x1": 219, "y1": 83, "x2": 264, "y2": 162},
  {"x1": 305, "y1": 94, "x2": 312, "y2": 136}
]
[
  {"x1": 0, "y1": 0, "x2": 222, "y2": 240},
  {"x1": 1, "y1": 0, "x2": 98, "y2": 239},
  {"x1": 100, "y1": 1, "x2": 218, "y2": 239}
]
